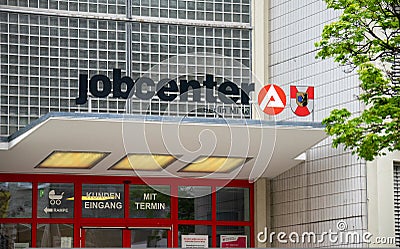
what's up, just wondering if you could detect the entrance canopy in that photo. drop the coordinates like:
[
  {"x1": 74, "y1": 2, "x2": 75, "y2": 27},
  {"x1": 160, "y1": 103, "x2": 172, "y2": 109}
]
[{"x1": 0, "y1": 113, "x2": 326, "y2": 180}]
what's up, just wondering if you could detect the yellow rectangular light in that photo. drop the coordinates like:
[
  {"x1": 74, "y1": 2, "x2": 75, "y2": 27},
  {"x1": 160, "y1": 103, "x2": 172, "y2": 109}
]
[
  {"x1": 109, "y1": 154, "x2": 178, "y2": 171},
  {"x1": 36, "y1": 151, "x2": 109, "y2": 169},
  {"x1": 179, "y1": 156, "x2": 251, "y2": 173}
]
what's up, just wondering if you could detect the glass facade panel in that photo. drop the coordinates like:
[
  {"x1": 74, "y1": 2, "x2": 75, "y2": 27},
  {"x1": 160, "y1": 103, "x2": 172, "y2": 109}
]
[
  {"x1": 1, "y1": 0, "x2": 126, "y2": 14},
  {"x1": 178, "y1": 186, "x2": 211, "y2": 220},
  {"x1": 178, "y1": 225, "x2": 212, "y2": 248},
  {"x1": 0, "y1": 13, "x2": 127, "y2": 136},
  {"x1": 216, "y1": 187, "x2": 249, "y2": 221},
  {"x1": 37, "y1": 183, "x2": 74, "y2": 218},
  {"x1": 130, "y1": 185, "x2": 170, "y2": 218},
  {"x1": 84, "y1": 228, "x2": 122, "y2": 248},
  {"x1": 0, "y1": 182, "x2": 32, "y2": 218},
  {"x1": 132, "y1": 0, "x2": 251, "y2": 23},
  {"x1": 36, "y1": 224, "x2": 73, "y2": 248},
  {"x1": 0, "y1": 223, "x2": 31, "y2": 248},
  {"x1": 0, "y1": 176, "x2": 253, "y2": 247},
  {"x1": 131, "y1": 228, "x2": 168, "y2": 248},
  {"x1": 1, "y1": 0, "x2": 252, "y2": 136},
  {"x1": 216, "y1": 226, "x2": 250, "y2": 248},
  {"x1": 129, "y1": 23, "x2": 252, "y2": 119},
  {"x1": 81, "y1": 184, "x2": 124, "y2": 218}
]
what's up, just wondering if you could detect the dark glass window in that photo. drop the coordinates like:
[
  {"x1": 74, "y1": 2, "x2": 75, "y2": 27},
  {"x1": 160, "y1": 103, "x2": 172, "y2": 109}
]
[
  {"x1": 37, "y1": 183, "x2": 74, "y2": 218},
  {"x1": 36, "y1": 224, "x2": 73, "y2": 248},
  {"x1": 130, "y1": 185, "x2": 170, "y2": 218},
  {"x1": 216, "y1": 226, "x2": 250, "y2": 248},
  {"x1": 82, "y1": 184, "x2": 124, "y2": 218},
  {"x1": 131, "y1": 228, "x2": 168, "y2": 247},
  {"x1": 178, "y1": 225, "x2": 212, "y2": 248},
  {"x1": 84, "y1": 228, "x2": 122, "y2": 247},
  {"x1": 216, "y1": 187, "x2": 249, "y2": 221},
  {"x1": 178, "y1": 186, "x2": 211, "y2": 220},
  {"x1": 0, "y1": 182, "x2": 32, "y2": 218},
  {"x1": 0, "y1": 223, "x2": 31, "y2": 248}
]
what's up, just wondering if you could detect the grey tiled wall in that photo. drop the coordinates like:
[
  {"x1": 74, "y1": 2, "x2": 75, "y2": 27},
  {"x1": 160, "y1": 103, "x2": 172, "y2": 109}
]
[{"x1": 268, "y1": 0, "x2": 367, "y2": 247}]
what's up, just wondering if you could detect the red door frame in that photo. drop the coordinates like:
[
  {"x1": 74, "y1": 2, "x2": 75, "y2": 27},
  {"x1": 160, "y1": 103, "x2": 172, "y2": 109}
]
[
  {"x1": 0, "y1": 173, "x2": 254, "y2": 248},
  {"x1": 80, "y1": 226, "x2": 172, "y2": 248}
]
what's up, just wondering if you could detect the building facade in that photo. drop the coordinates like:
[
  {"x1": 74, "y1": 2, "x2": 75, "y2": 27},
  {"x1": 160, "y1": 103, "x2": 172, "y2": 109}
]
[
  {"x1": 262, "y1": 0, "x2": 398, "y2": 248},
  {"x1": 267, "y1": 0, "x2": 367, "y2": 247},
  {"x1": 0, "y1": 0, "x2": 398, "y2": 248}
]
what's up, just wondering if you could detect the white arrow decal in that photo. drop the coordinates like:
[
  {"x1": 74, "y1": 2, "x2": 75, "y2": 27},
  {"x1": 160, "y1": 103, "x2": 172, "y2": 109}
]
[
  {"x1": 44, "y1": 207, "x2": 52, "y2": 214},
  {"x1": 260, "y1": 85, "x2": 285, "y2": 109}
]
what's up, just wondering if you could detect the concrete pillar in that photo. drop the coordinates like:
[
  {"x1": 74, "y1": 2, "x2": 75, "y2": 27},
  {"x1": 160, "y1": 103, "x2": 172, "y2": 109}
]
[
  {"x1": 252, "y1": 0, "x2": 269, "y2": 120},
  {"x1": 367, "y1": 151, "x2": 399, "y2": 247},
  {"x1": 254, "y1": 178, "x2": 272, "y2": 247}
]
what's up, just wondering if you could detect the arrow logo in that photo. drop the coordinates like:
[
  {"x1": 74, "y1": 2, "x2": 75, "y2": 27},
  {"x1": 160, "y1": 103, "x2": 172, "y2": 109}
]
[
  {"x1": 259, "y1": 85, "x2": 285, "y2": 109},
  {"x1": 44, "y1": 207, "x2": 53, "y2": 214},
  {"x1": 258, "y1": 84, "x2": 287, "y2": 115}
]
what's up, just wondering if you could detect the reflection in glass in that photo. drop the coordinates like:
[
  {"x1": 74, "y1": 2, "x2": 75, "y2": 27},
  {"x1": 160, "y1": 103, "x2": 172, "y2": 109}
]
[
  {"x1": 0, "y1": 182, "x2": 32, "y2": 218},
  {"x1": 130, "y1": 185, "x2": 170, "y2": 218},
  {"x1": 178, "y1": 186, "x2": 211, "y2": 220},
  {"x1": 178, "y1": 225, "x2": 212, "y2": 248},
  {"x1": 36, "y1": 224, "x2": 73, "y2": 248},
  {"x1": 131, "y1": 229, "x2": 168, "y2": 248},
  {"x1": 84, "y1": 228, "x2": 122, "y2": 248},
  {"x1": 0, "y1": 223, "x2": 31, "y2": 249},
  {"x1": 216, "y1": 187, "x2": 250, "y2": 221}
]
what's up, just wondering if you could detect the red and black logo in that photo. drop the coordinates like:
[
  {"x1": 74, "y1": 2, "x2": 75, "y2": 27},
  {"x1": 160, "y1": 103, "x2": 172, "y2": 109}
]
[{"x1": 290, "y1": 86, "x2": 314, "y2": 117}]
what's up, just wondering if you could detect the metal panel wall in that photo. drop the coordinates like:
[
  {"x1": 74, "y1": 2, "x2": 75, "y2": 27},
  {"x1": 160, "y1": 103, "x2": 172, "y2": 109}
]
[
  {"x1": 268, "y1": 0, "x2": 367, "y2": 247},
  {"x1": 393, "y1": 162, "x2": 400, "y2": 246}
]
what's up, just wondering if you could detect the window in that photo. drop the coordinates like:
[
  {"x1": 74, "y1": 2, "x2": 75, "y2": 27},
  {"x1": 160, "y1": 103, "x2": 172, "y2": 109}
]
[
  {"x1": 130, "y1": 185, "x2": 170, "y2": 218},
  {"x1": 37, "y1": 183, "x2": 74, "y2": 218},
  {"x1": 0, "y1": 182, "x2": 32, "y2": 218},
  {"x1": 178, "y1": 225, "x2": 212, "y2": 247},
  {"x1": 36, "y1": 224, "x2": 73, "y2": 248},
  {"x1": 0, "y1": 223, "x2": 31, "y2": 248},
  {"x1": 81, "y1": 184, "x2": 124, "y2": 218},
  {"x1": 216, "y1": 226, "x2": 250, "y2": 248},
  {"x1": 178, "y1": 186, "x2": 212, "y2": 220},
  {"x1": 216, "y1": 187, "x2": 250, "y2": 221},
  {"x1": 0, "y1": 175, "x2": 254, "y2": 247}
]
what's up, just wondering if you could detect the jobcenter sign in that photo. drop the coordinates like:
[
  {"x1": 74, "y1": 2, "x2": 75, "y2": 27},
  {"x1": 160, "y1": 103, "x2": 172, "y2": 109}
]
[{"x1": 76, "y1": 69, "x2": 255, "y2": 105}]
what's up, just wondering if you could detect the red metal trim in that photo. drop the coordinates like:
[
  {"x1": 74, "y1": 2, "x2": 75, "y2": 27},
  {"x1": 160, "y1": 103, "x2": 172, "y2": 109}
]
[
  {"x1": 0, "y1": 173, "x2": 255, "y2": 248},
  {"x1": 80, "y1": 227, "x2": 85, "y2": 247},
  {"x1": 170, "y1": 183, "x2": 179, "y2": 248},
  {"x1": 124, "y1": 182, "x2": 130, "y2": 219},
  {"x1": 0, "y1": 173, "x2": 252, "y2": 187},
  {"x1": 212, "y1": 186, "x2": 217, "y2": 248},
  {"x1": 75, "y1": 181, "x2": 82, "y2": 248},
  {"x1": 250, "y1": 183, "x2": 255, "y2": 248},
  {"x1": 31, "y1": 181, "x2": 37, "y2": 248},
  {"x1": 167, "y1": 228, "x2": 172, "y2": 248},
  {"x1": 123, "y1": 228, "x2": 130, "y2": 247}
]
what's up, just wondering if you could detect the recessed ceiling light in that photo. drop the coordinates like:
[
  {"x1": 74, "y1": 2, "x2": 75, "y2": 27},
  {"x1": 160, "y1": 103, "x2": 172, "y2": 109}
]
[
  {"x1": 109, "y1": 154, "x2": 179, "y2": 171},
  {"x1": 36, "y1": 151, "x2": 109, "y2": 169},
  {"x1": 179, "y1": 156, "x2": 252, "y2": 173}
]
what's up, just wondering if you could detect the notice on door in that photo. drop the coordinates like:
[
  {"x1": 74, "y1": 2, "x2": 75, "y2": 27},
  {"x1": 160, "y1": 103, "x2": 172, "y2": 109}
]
[
  {"x1": 61, "y1": 237, "x2": 72, "y2": 248},
  {"x1": 14, "y1": 243, "x2": 29, "y2": 249},
  {"x1": 181, "y1": 235, "x2": 208, "y2": 248},
  {"x1": 220, "y1": 235, "x2": 247, "y2": 248}
]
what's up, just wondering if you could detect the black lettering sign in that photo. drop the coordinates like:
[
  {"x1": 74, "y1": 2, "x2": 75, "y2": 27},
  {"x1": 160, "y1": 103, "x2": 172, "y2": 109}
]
[{"x1": 75, "y1": 69, "x2": 255, "y2": 105}]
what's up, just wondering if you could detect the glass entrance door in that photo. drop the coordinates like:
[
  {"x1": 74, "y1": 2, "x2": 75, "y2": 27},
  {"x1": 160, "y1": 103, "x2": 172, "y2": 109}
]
[
  {"x1": 82, "y1": 227, "x2": 123, "y2": 248},
  {"x1": 130, "y1": 228, "x2": 169, "y2": 248},
  {"x1": 81, "y1": 227, "x2": 170, "y2": 248}
]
